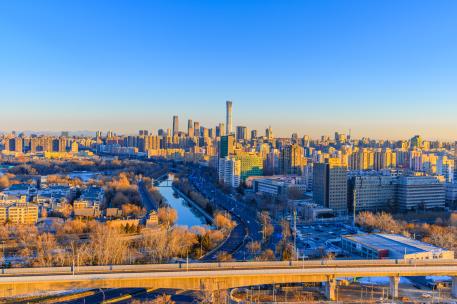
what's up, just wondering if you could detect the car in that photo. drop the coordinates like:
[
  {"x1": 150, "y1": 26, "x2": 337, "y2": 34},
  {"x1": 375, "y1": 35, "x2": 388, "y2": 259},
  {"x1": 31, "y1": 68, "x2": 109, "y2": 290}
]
[{"x1": 421, "y1": 293, "x2": 432, "y2": 299}]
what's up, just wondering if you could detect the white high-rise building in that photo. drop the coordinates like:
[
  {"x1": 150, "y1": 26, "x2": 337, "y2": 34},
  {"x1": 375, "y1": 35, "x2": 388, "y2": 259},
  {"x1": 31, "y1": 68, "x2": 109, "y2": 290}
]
[
  {"x1": 218, "y1": 156, "x2": 241, "y2": 188},
  {"x1": 226, "y1": 100, "x2": 233, "y2": 135}
]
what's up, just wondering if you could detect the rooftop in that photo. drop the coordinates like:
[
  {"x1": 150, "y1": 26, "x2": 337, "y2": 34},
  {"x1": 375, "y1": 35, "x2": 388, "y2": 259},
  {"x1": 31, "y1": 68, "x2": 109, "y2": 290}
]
[{"x1": 343, "y1": 233, "x2": 448, "y2": 258}]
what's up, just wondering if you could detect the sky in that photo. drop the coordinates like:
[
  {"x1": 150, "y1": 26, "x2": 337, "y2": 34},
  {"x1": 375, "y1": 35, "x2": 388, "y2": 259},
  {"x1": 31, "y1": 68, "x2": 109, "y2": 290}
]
[{"x1": 0, "y1": 0, "x2": 456, "y2": 140}]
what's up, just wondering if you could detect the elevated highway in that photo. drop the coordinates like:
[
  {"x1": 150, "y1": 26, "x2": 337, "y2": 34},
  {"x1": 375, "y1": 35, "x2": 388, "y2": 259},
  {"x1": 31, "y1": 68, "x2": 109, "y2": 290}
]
[{"x1": 1, "y1": 259, "x2": 457, "y2": 300}]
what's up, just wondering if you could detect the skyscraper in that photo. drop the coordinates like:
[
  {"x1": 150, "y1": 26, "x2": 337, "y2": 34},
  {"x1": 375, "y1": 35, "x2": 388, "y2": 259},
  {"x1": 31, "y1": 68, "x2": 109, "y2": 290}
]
[
  {"x1": 218, "y1": 123, "x2": 225, "y2": 137},
  {"x1": 251, "y1": 130, "x2": 258, "y2": 140},
  {"x1": 219, "y1": 135, "x2": 235, "y2": 159},
  {"x1": 172, "y1": 115, "x2": 179, "y2": 135},
  {"x1": 280, "y1": 144, "x2": 305, "y2": 175},
  {"x1": 236, "y1": 126, "x2": 248, "y2": 141},
  {"x1": 193, "y1": 121, "x2": 200, "y2": 137},
  {"x1": 187, "y1": 119, "x2": 193, "y2": 136},
  {"x1": 226, "y1": 100, "x2": 232, "y2": 135},
  {"x1": 266, "y1": 126, "x2": 273, "y2": 140}
]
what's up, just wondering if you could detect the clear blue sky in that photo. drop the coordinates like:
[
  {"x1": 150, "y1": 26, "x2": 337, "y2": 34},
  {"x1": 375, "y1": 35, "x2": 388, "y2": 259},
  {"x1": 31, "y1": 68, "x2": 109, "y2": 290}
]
[{"x1": 1, "y1": 0, "x2": 456, "y2": 139}]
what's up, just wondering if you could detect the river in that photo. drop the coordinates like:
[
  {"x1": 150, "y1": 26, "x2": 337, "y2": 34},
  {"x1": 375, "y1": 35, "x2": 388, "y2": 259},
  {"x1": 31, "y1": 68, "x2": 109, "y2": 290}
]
[{"x1": 156, "y1": 174, "x2": 211, "y2": 227}]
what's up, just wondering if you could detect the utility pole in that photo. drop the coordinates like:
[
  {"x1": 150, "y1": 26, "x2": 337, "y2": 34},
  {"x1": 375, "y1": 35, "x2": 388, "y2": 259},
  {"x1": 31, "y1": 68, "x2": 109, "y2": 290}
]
[
  {"x1": 353, "y1": 189, "x2": 357, "y2": 227},
  {"x1": 293, "y1": 209, "x2": 297, "y2": 259}
]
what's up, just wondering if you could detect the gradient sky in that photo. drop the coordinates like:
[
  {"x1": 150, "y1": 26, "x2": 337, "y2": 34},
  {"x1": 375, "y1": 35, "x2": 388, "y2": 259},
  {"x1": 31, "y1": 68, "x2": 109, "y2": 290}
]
[{"x1": 1, "y1": 0, "x2": 457, "y2": 140}]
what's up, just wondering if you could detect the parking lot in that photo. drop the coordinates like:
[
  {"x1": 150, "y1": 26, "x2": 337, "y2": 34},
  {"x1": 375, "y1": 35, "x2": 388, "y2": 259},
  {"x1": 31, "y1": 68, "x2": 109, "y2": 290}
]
[{"x1": 294, "y1": 222, "x2": 357, "y2": 259}]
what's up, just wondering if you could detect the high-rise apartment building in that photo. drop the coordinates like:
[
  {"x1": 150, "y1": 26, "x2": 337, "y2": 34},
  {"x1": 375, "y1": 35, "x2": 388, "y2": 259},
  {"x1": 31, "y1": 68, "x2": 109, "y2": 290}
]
[
  {"x1": 349, "y1": 148, "x2": 374, "y2": 170},
  {"x1": 410, "y1": 135, "x2": 423, "y2": 149},
  {"x1": 218, "y1": 156, "x2": 241, "y2": 188},
  {"x1": 5, "y1": 137, "x2": 23, "y2": 153},
  {"x1": 226, "y1": 100, "x2": 233, "y2": 135},
  {"x1": 313, "y1": 158, "x2": 348, "y2": 215},
  {"x1": 280, "y1": 144, "x2": 306, "y2": 175},
  {"x1": 172, "y1": 115, "x2": 179, "y2": 135},
  {"x1": 71, "y1": 142, "x2": 79, "y2": 153},
  {"x1": 373, "y1": 148, "x2": 396, "y2": 170}
]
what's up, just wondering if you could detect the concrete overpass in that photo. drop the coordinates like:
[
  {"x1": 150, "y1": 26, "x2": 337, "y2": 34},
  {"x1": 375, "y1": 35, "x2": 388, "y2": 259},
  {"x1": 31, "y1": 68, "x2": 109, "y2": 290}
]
[{"x1": 1, "y1": 260, "x2": 457, "y2": 300}]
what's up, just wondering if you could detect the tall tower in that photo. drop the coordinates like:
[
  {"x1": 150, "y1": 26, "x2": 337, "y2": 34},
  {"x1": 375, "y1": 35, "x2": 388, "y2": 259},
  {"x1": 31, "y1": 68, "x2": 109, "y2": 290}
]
[
  {"x1": 226, "y1": 100, "x2": 233, "y2": 135},
  {"x1": 172, "y1": 115, "x2": 179, "y2": 135}
]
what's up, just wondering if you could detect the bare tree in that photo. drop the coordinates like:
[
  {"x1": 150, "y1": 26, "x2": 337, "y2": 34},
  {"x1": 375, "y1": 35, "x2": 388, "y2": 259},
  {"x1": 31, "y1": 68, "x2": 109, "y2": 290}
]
[
  {"x1": 247, "y1": 241, "x2": 261, "y2": 254},
  {"x1": 216, "y1": 251, "x2": 233, "y2": 262},
  {"x1": 157, "y1": 207, "x2": 178, "y2": 228}
]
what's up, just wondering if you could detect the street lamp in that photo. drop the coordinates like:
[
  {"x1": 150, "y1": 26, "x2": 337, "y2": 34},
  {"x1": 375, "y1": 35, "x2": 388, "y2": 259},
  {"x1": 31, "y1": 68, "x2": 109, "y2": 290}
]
[
  {"x1": 243, "y1": 235, "x2": 254, "y2": 261},
  {"x1": 98, "y1": 288, "x2": 105, "y2": 302}
]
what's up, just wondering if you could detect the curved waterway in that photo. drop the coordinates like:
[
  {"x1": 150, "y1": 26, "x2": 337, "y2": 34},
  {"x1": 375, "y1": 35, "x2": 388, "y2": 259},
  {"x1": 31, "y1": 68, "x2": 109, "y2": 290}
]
[{"x1": 156, "y1": 174, "x2": 211, "y2": 227}]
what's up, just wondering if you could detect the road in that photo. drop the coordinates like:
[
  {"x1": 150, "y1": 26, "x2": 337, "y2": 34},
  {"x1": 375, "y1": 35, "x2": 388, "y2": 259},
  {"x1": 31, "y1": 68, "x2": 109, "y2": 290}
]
[
  {"x1": 63, "y1": 288, "x2": 145, "y2": 304},
  {"x1": 3, "y1": 260, "x2": 457, "y2": 301},
  {"x1": 2, "y1": 260, "x2": 457, "y2": 298},
  {"x1": 137, "y1": 180, "x2": 158, "y2": 225},
  {"x1": 3, "y1": 259, "x2": 457, "y2": 277},
  {"x1": 187, "y1": 165, "x2": 263, "y2": 260}
]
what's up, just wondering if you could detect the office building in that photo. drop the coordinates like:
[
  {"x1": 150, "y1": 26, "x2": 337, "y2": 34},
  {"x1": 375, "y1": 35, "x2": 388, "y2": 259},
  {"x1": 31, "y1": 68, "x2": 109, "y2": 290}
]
[
  {"x1": 172, "y1": 115, "x2": 179, "y2": 135},
  {"x1": 193, "y1": 122, "x2": 200, "y2": 137},
  {"x1": 348, "y1": 174, "x2": 397, "y2": 212},
  {"x1": 187, "y1": 119, "x2": 193, "y2": 136},
  {"x1": 217, "y1": 123, "x2": 225, "y2": 137},
  {"x1": 219, "y1": 135, "x2": 234, "y2": 159},
  {"x1": 313, "y1": 158, "x2": 348, "y2": 215},
  {"x1": 265, "y1": 126, "x2": 273, "y2": 140},
  {"x1": 236, "y1": 126, "x2": 248, "y2": 141},
  {"x1": 253, "y1": 176, "x2": 307, "y2": 199},
  {"x1": 396, "y1": 176, "x2": 445, "y2": 211},
  {"x1": 251, "y1": 130, "x2": 258, "y2": 140},
  {"x1": 236, "y1": 152, "x2": 263, "y2": 181},
  {"x1": 226, "y1": 100, "x2": 233, "y2": 135}
]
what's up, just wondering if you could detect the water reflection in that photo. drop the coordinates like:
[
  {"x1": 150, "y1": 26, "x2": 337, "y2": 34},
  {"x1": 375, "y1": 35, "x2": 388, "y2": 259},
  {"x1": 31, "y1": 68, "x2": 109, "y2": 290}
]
[{"x1": 157, "y1": 174, "x2": 211, "y2": 227}]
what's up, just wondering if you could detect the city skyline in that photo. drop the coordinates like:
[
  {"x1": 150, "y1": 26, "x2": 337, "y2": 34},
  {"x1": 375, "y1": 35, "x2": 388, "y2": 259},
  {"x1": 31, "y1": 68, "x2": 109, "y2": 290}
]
[
  {"x1": 2, "y1": 2, "x2": 457, "y2": 302},
  {"x1": 0, "y1": 101, "x2": 456, "y2": 142},
  {"x1": 1, "y1": 1, "x2": 457, "y2": 139}
]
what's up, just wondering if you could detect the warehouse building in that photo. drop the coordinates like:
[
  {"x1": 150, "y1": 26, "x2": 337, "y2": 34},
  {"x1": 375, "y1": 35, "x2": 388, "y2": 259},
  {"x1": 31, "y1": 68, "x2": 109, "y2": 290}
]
[{"x1": 341, "y1": 233, "x2": 454, "y2": 260}]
